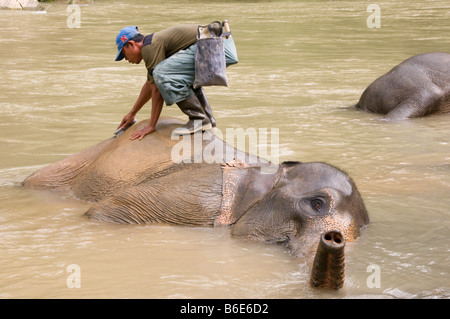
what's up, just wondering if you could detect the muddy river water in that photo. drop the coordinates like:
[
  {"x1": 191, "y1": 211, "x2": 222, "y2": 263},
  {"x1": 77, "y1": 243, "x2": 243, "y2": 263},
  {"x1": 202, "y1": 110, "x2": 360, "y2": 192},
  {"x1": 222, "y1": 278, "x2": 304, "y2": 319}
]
[{"x1": 0, "y1": 0, "x2": 449, "y2": 298}]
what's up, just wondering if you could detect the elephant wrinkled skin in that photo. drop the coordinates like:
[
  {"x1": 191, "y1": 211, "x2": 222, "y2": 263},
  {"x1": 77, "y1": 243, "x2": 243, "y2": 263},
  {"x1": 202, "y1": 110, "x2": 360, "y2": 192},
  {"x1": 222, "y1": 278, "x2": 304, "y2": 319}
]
[{"x1": 23, "y1": 118, "x2": 369, "y2": 289}]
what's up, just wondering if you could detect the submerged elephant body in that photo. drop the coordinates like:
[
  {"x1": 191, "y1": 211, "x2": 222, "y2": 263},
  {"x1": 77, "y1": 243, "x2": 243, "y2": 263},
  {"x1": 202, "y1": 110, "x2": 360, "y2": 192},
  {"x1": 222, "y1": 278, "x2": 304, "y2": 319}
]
[
  {"x1": 354, "y1": 52, "x2": 450, "y2": 120},
  {"x1": 23, "y1": 118, "x2": 369, "y2": 289}
]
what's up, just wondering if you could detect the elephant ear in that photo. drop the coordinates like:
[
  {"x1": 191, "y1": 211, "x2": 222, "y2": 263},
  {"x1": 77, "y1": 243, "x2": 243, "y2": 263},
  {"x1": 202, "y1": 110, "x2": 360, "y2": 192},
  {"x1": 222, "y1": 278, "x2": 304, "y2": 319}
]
[{"x1": 214, "y1": 162, "x2": 294, "y2": 226}]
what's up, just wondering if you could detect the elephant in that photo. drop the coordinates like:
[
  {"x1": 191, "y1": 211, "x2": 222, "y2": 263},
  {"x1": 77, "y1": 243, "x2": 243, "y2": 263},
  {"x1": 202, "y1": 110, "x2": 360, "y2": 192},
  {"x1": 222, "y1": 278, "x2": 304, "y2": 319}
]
[
  {"x1": 23, "y1": 118, "x2": 369, "y2": 289},
  {"x1": 353, "y1": 52, "x2": 450, "y2": 120}
]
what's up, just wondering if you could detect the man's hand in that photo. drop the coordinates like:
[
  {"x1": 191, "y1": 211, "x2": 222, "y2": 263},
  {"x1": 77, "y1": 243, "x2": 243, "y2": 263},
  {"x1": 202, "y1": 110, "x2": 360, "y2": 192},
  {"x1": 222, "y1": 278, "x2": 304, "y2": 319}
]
[
  {"x1": 117, "y1": 113, "x2": 136, "y2": 130},
  {"x1": 130, "y1": 125, "x2": 155, "y2": 140}
]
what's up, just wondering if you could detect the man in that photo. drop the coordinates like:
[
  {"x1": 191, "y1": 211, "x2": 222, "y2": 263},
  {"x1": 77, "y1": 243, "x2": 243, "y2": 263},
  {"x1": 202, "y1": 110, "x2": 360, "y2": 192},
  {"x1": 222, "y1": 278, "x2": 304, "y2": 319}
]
[{"x1": 115, "y1": 22, "x2": 234, "y2": 139}]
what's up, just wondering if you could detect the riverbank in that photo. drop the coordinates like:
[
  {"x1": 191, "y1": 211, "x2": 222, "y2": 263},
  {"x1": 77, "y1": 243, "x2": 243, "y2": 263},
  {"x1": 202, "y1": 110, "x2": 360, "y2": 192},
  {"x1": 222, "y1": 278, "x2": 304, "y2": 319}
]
[
  {"x1": 0, "y1": 0, "x2": 42, "y2": 10},
  {"x1": 0, "y1": 0, "x2": 93, "y2": 10}
]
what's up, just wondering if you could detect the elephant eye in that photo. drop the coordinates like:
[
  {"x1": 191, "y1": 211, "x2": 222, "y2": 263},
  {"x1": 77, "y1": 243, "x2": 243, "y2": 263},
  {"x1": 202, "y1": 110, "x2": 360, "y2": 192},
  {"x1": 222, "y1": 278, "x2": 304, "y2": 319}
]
[
  {"x1": 298, "y1": 193, "x2": 332, "y2": 216},
  {"x1": 310, "y1": 197, "x2": 326, "y2": 212}
]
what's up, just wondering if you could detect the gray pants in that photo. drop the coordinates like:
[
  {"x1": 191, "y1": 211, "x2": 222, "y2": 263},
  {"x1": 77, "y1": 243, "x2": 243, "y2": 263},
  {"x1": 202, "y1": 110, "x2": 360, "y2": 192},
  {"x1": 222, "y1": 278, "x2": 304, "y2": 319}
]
[{"x1": 153, "y1": 36, "x2": 238, "y2": 106}]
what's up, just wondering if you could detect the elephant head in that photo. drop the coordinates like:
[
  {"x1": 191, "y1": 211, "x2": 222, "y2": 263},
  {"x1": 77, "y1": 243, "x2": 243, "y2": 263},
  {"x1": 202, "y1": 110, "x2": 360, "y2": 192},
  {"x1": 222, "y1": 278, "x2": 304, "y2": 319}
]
[
  {"x1": 229, "y1": 161, "x2": 368, "y2": 255},
  {"x1": 218, "y1": 160, "x2": 369, "y2": 288}
]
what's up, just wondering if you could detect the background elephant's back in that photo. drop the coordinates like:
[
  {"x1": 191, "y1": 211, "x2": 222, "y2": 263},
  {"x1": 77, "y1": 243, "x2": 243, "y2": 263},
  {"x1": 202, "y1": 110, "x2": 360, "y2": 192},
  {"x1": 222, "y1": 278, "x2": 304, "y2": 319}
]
[{"x1": 355, "y1": 52, "x2": 450, "y2": 116}]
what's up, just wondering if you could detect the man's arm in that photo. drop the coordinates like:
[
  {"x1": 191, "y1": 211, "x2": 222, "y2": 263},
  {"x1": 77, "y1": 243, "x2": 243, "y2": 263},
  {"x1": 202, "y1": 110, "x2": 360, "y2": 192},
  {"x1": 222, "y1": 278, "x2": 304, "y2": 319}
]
[
  {"x1": 117, "y1": 80, "x2": 153, "y2": 130},
  {"x1": 130, "y1": 83, "x2": 164, "y2": 140}
]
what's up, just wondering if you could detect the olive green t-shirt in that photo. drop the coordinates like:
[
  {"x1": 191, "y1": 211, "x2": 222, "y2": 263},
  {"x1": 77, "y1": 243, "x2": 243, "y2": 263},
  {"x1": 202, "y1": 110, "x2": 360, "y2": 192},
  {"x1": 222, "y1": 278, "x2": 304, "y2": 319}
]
[{"x1": 142, "y1": 24, "x2": 198, "y2": 83}]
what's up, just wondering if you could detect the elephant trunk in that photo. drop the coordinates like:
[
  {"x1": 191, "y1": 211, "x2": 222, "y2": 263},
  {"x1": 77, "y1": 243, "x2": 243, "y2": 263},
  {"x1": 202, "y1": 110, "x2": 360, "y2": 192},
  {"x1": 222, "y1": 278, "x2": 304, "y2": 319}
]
[{"x1": 310, "y1": 230, "x2": 346, "y2": 290}]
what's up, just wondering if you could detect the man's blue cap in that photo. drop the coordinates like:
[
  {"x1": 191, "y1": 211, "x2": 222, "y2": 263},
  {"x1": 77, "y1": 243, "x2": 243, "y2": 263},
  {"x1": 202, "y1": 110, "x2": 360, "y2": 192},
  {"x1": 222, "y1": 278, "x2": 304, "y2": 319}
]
[{"x1": 115, "y1": 26, "x2": 139, "y2": 61}]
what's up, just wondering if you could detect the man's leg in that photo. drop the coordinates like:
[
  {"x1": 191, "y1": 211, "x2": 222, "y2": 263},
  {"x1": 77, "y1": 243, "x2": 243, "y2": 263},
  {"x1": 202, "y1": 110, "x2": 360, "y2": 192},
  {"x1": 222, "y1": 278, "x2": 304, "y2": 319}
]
[
  {"x1": 153, "y1": 45, "x2": 213, "y2": 135},
  {"x1": 173, "y1": 94, "x2": 212, "y2": 135},
  {"x1": 194, "y1": 87, "x2": 216, "y2": 128}
]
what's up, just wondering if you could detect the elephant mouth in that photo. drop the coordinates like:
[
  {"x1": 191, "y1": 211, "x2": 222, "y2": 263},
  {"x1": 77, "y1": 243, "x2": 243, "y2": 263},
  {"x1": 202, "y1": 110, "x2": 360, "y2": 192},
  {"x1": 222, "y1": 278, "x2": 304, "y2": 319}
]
[{"x1": 309, "y1": 230, "x2": 346, "y2": 289}]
